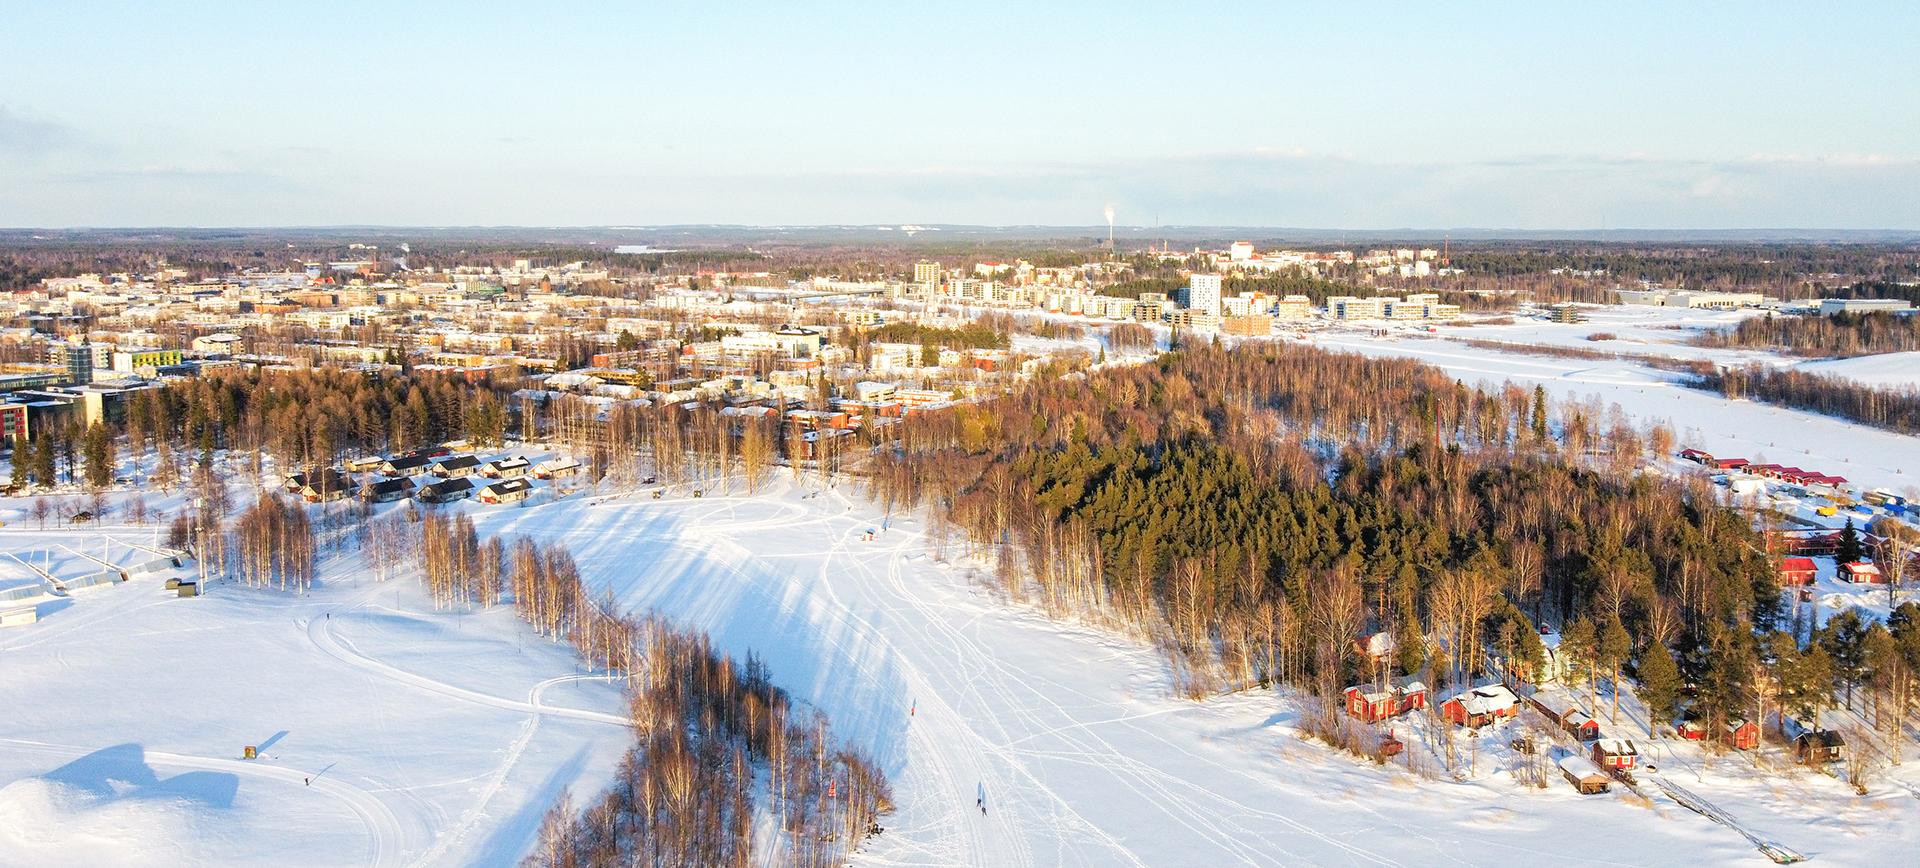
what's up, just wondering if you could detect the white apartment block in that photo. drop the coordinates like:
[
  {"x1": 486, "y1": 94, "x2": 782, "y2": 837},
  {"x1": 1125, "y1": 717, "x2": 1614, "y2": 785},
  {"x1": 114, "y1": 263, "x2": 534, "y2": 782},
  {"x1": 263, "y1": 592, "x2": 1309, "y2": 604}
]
[{"x1": 1184, "y1": 274, "x2": 1223, "y2": 318}]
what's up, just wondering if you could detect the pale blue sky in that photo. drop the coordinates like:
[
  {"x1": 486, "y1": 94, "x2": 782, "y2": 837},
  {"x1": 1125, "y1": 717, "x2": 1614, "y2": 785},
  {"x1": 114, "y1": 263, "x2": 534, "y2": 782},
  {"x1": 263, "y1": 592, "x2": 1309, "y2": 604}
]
[{"x1": 3, "y1": 1, "x2": 1917, "y2": 229}]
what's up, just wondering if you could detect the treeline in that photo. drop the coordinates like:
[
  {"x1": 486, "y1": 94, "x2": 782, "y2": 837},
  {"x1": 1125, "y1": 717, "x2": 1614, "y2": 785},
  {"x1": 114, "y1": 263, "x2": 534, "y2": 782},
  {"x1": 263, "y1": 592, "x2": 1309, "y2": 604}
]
[
  {"x1": 1691, "y1": 311, "x2": 1920, "y2": 357},
  {"x1": 89, "y1": 366, "x2": 514, "y2": 477},
  {"x1": 870, "y1": 344, "x2": 1782, "y2": 742},
  {"x1": 1693, "y1": 364, "x2": 1920, "y2": 434},
  {"x1": 865, "y1": 321, "x2": 1009, "y2": 350}
]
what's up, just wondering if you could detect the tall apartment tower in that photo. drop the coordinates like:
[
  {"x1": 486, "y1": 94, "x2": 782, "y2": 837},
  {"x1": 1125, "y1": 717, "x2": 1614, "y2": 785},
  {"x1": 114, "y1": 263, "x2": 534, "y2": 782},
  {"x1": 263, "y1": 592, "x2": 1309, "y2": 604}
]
[
  {"x1": 913, "y1": 261, "x2": 941, "y2": 298},
  {"x1": 1185, "y1": 274, "x2": 1223, "y2": 318},
  {"x1": 49, "y1": 340, "x2": 105, "y2": 385}
]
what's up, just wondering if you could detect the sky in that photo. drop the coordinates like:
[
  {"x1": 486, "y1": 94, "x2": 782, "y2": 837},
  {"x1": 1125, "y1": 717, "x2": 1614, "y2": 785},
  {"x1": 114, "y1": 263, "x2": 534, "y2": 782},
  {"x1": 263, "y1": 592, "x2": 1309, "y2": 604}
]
[{"x1": 3, "y1": 1, "x2": 1918, "y2": 230}]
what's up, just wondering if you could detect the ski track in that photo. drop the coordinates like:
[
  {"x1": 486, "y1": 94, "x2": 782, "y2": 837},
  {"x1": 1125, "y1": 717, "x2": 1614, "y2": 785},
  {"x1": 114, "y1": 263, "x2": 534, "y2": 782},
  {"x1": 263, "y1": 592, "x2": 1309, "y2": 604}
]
[
  {"x1": 307, "y1": 602, "x2": 629, "y2": 728},
  {"x1": 489, "y1": 484, "x2": 1425, "y2": 868},
  {"x1": 0, "y1": 736, "x2": 405, "y2": 868}
]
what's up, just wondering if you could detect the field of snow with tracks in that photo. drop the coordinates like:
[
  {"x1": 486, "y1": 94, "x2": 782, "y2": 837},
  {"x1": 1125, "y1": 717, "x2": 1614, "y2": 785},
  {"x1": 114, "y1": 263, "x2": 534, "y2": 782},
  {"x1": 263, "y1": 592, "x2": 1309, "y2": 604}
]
[{"x1": 5, "y1": 469, "x2": 1916, "y2": 866}]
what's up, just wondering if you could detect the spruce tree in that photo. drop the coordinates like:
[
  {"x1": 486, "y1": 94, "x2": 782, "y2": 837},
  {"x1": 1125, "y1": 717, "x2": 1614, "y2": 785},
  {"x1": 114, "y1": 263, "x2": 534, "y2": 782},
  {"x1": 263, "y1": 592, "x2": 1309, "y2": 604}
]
[
  {"x1": 1837, "y1": 518, "x2": 1865, "y2": 564},
  {"x1": 1530, "y1": 385, "x2": 1549, "y2": 442}
]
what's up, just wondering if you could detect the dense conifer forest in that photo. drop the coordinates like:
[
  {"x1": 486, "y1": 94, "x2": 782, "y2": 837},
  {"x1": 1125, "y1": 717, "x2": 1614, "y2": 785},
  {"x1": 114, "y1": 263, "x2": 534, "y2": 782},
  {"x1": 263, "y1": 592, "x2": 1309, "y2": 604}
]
[{"x1": 868, "y1": 344, "x2": 1920, "y2": 775}]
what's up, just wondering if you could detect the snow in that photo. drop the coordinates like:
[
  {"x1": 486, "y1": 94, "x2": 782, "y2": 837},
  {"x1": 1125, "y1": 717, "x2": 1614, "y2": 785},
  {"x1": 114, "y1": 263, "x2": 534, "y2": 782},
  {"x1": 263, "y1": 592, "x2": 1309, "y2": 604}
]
[
  {"x1": 1793, "y1": 351, "x2": 1920, "y2": 389},
  {"x1": 0, "y1": 523, "x2": 632, "y2": 868},
  {"x1": 4, "y1": 445, "x2": 1920, "y2": 866},
  {"x1": 1299, "y1": 331, "x2": 1920, "y2": 495},
  {"x1": 457, "y1": 480, "x2": 1920, "y2": 868}
]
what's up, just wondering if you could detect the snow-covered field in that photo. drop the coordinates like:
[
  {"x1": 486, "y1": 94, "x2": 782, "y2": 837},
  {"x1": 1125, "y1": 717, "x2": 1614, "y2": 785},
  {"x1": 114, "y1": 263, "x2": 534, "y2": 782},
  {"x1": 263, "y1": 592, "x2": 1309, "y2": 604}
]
[
  {"x1": 0, "y1": 521, "x2": 631, "y2": 868},
  {"x1": 2, "y1": 476, "x2": 1918, "y2": 866},
  {"x1": 1301, "y1": 331, "x2": 1920, "y2": 494},
  {"x1": 1793, "y1": 351, "x2": 1920, "y2": 389}
]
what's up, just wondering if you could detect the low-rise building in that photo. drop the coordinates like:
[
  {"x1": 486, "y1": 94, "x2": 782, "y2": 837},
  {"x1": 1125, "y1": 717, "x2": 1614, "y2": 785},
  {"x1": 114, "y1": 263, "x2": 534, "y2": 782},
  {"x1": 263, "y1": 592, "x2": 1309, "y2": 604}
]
[{"x1": 476, "y1": 478, "x2": 535, "y2": 504}]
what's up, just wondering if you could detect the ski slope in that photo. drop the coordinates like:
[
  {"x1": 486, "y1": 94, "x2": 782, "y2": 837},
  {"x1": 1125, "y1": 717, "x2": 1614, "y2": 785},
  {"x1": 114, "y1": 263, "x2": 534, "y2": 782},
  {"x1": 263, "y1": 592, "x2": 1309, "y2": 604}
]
[{"x1": 476, "y1": 482, "x2": 1920, "y2": 868}]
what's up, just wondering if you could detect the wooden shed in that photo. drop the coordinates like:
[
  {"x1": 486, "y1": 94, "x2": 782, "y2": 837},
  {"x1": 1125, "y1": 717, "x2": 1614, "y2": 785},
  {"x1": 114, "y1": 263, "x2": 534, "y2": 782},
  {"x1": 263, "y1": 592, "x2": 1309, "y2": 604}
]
[
  {"x1": 1559, "y1": 756, "x2": 1611, "y2": 794},
  {"x1": 1723, "y1": 719, "x2": 1760, "y2": 751},
  {"x1": 1796, "y1": 730, "x2": 1846, "y2": 765}
]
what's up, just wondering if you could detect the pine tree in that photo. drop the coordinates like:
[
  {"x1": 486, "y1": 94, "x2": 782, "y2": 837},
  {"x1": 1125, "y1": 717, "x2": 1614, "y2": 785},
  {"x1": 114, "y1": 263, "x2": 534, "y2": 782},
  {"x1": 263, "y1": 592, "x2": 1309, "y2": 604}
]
[
  {"x1": 1560, "y1": 617, "x2": 1597, "y2": 709},
  {"x1": 1636, "y1": 640, "x2": 1682, "y2": 734},
  {"x1": 82, "y1": 422, "x2": 115, "y2": 492},
  {"x1": 1600, "y1": 615, "x2": 1632, "y2": 723},
  {"x1": 1530, "y1": 385, "x2": 1549, "y2": 442}
]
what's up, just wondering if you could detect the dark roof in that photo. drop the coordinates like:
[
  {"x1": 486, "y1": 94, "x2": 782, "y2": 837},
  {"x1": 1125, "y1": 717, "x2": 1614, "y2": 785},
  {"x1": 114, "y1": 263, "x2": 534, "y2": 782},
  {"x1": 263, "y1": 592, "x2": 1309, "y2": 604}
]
[
  {"x1": 1798, "y1": 730, "x2": 1846, "y2": 747},
  {"x1": 418, "y1": 477, "x2": 474, "y2": 495},
  {"x1": 480, "y1": 478, "x2": 534, "y2": 494},
  {"x1": 384, "y1": 454, "x2": 431, "y2": 470},
  {"x1": 362, "y1": 478, "x2": 415, "y2": 494},
  {"x1": 434, "y1": 454, "x2": 482, "y2": 470}
]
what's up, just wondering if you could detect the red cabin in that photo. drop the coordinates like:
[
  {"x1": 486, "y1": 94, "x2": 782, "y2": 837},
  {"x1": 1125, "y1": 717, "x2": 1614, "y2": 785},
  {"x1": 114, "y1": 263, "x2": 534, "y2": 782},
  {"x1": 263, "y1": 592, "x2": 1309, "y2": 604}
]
[
  {"x1": 1343, "y1": 680, "x2": 1428, "y2": 723},
  {"x1": 1841, "y1": 561, "x2": 1885, "y2": 584},
  {"x1": 1592, "y1": 738, "x2": 1638, "y2": 772},
  {"x1": 1724, "y1": 720, "x2": 1760, "y2": 751},
  {"x1": 1779, "y1": 557, "x2": 1818, "y2": 586}
]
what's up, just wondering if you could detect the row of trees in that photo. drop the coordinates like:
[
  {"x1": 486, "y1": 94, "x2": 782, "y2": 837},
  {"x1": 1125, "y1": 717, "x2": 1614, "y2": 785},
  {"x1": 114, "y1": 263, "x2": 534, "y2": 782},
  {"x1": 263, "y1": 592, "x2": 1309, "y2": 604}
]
[
  {"x1": 1691, "y1": 311, "x2": 1920, "y2": 358},
  {"x1": 528, "y1": 619, "x2": 891, "y2": 868},
  {"x1": 233, "y1": 495, "x2": 315, "y2": 592},
  {"x1": 1695, "y1": 364, "x2": 1920, "y2": 434}
]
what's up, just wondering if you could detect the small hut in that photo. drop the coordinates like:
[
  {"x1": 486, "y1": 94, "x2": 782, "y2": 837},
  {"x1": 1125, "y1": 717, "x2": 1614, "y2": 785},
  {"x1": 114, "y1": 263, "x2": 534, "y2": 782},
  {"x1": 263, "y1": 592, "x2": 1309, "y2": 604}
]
[
  {"x1": 1795, "y1": 730, "x2": 1846, "y2": 765},
  {"x1": 1559, "y1": 756, "x2": 1611, "y2": 794}
]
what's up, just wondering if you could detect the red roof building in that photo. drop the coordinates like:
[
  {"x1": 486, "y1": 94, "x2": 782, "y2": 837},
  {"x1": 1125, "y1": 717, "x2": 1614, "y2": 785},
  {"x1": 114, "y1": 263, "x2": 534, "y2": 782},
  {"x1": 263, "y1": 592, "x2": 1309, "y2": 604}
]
[
  {"x1": 1779, "y1": 557, "x2": 1818, "y2": 586},
  {"x1": 1841, "y1": 561, "x2": 1885, "y2": 584}
]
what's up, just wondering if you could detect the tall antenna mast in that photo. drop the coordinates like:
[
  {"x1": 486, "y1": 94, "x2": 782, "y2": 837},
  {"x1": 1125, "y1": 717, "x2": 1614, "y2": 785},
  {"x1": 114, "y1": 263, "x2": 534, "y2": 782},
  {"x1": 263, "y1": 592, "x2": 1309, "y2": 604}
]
[{"x1": 1104, "y1": 204, "x2": 1116, "y2": 257}]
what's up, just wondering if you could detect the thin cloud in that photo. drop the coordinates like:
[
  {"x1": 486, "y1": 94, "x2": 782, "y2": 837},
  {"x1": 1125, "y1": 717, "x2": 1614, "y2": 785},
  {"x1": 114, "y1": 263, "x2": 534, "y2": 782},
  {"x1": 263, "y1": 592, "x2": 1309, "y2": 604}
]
[{"x1": 0, "y1": 106, "x2": 76, "y2": 154}]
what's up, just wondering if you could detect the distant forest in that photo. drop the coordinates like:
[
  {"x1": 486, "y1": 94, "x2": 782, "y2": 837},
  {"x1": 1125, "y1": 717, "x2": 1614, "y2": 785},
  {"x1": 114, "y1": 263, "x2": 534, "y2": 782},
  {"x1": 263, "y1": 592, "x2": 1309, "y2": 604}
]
[{"x1": 1691, "y1": 311, "x2": 1920, "y2": 358}]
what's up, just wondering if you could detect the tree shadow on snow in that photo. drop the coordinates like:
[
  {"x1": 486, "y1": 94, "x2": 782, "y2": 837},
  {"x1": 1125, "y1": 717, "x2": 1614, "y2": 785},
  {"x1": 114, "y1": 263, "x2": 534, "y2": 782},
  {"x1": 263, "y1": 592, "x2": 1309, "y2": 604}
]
[
  {"x1": 470, "y1": 746, "x2": 593, "y2": 867},
  {"x1": 41, "y1": 743, "x2": 239, "y2": 809}
]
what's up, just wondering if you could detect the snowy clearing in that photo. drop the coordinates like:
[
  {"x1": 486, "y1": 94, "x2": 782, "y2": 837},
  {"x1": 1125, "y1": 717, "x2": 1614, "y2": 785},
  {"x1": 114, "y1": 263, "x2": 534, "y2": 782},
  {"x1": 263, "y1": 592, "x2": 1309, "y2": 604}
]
[{"x1": 0, "y1": 523, "x2": 631, "y2": 868}]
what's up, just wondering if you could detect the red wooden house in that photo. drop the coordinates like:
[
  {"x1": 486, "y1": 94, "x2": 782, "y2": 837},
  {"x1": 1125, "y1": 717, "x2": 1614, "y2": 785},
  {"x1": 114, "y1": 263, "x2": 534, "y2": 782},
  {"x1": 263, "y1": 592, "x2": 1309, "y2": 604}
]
[
  {"x1": 1723, "y1": 720, "x2": 1760, "y2": 751},
  {"x1": 1592, "y1": 738, "x2": 1638, "y2": 772},
  {"x1": 1841, "y1": 561, "x2": 1885, "y2": 584},
  {"x1": 1342, "y1": 680, "x2": 1428, "y2": 723},
  {"x1": 1779, "y1": 557, "x2": 1818, "y2": 586},
  {"x1": 1439, "y1": 685, "x2": 1519, "y2": 727}
]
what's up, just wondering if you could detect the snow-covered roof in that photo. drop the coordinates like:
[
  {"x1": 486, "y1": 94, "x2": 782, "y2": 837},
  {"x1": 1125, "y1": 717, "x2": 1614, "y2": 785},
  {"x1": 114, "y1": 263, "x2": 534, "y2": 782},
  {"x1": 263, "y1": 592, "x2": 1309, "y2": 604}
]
[{"x1": 1558, "y1": 755, "x2": 1605, "y2": 777}]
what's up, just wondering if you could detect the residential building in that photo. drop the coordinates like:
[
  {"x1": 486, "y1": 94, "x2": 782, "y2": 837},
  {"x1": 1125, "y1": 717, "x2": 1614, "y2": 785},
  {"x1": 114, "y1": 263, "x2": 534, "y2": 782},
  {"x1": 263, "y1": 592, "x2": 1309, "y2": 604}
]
[{"x1": 1184, "y1": 274, "x2": 1223, "y2": 318}]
